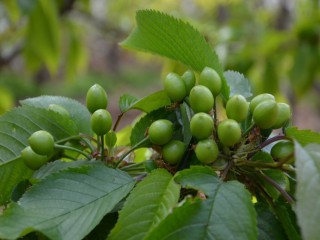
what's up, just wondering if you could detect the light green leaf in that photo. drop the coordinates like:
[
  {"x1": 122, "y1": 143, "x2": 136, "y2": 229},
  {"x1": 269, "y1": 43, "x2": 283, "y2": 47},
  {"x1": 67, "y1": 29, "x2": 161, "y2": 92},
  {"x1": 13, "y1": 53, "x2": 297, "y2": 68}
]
[
  {"x1": 0, "y1": 105, "x2": 78, "y2": 204},
  {"x1": 294, "y1": 142, "x2": 320, "y2": 240},
  {"x1": 121, "y1": 10, "x2": 229, "y2": 100},
  {"x1": 108, "y1": 169, "x2": 180, "y2": 240},
  {"x1": 224, "y1": 70, "x2": 252, "y2": 99},
  {"x1": 21, "y1": 95, "x2": 92, "y2": 134},
  {"x1": 119, "y1": 94, "x2": 139, "y2": 113},
  {"x1": 65, "y1": 21, "x2": 88, "y2": 81},
  {"x1": 0, "y1": 165, "x2": 135, "y2": 240},
  {"x1": 119, "y1": 91, "x2": 170, "y2": 114},
  {"x1": 145, "y1": 166, "x2": 257, "y2": 240},
  {"x1": 24, "y1": 0, "x2": 60, "y2": 73},
  {"x1": 286, "y1": 127, "x2": 320, "y2": 146}
]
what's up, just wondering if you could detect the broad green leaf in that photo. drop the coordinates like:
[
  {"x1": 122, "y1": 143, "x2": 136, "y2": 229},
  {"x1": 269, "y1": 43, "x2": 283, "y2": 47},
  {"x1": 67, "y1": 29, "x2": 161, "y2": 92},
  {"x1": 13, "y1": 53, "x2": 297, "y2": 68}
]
[
  {"x1": 224, "y1": 70, "x2": 252, "y2": 99},
  {"x1": 286, "y1": 127, "x2": 320, "y2": 146},
  {"x1": 121, "y1": 10, "x2": 229, "y2": 100},
  {"x1": 0, "y1": 158, "x2": 32, "y2": 205},
  {"x1": 274, "y1": 199, "x2": 301, "y2": 240},
  {"x1": 119, "y1": 91, "x2": 170, "y2": 113},
  {"x1": 130, "y1": 107, "x2": 176, "y2": 146},
  {"x1": 0, "y1": 105, "x2": 78, "y2": 204},
  {"x1": 32, "y1": 159, "x2": 100, "y2": 181},
  {"x1": 294, "y1": 142, "x2": 320, "y2": 240},
  {"x1": 255, "y1": 203, "x2": 287, "y2": 240},
  {"x1": 108, "y1": 169, "x2": 180, "y2": 240},
  {"x1": 21, "y1": 95, "x2": 92, "y2": 134},
  {"x1": 146, "y1": 166, "x2": 257, "y2": 240},
  {"x1": 0, "y1": 165, "x2": 135, "y2": 240},
  {"x1": 24, "y1": 0, "x2": 60, "y2": 73}
]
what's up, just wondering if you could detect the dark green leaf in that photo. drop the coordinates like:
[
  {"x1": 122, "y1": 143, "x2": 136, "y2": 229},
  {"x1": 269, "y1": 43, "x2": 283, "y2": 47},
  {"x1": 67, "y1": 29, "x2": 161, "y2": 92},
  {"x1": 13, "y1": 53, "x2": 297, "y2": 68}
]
[
  {"x1": 121, "y1": 10, "x2": 228, "y2": 101},
  {"x1": 0, "y1": 105, "x2": 78, "y2": 204},
  {"x1": 32, "y1": 159, "x2": 101, "y2": 181},
  {"x1": 179, "y1": 102, "x2": 193, "y2": 145},
  {"x1": 0, "y1": 165, "x2": 135, "y2": 240},
  {"x1": 224, "y1": 70, "x2": 252, "y2": 99},
  {"x1": 21, "y1": 95, "x2": 92, "y2": 134},
  {"x1": 294, "y1": 142, "x2": 320, "y2": 240},
  {"x1": 255, "y1": 203, "x2": 288, "y2": 240},
  {"x1": 146, "y1": 167, "x2": 258, "y2": 240},
  {"x1": 286, "y1": 127, "x2": 320, "y2": 146},
  {"x1": 274, "y1": 199, "x2": 301, "y2": 240},
  {"x1": 108, "y1": 169, "x2": 180, "y2": 240},
  {"x1": 146, "y1": 166, "x2": 257, "y2": 240}
]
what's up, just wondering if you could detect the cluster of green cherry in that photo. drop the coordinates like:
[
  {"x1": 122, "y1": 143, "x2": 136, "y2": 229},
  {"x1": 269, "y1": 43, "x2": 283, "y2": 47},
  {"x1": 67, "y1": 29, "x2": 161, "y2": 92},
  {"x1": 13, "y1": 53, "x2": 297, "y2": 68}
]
[
  {"x1": 149, "y1": 67, "x2": 293, "y2": 169},
  {"x1": 21, "y1": 66, "x2": 293, "y2": 174},
  {"x1": 21, "y1": 84, "x2": 115, "y2": 170}
]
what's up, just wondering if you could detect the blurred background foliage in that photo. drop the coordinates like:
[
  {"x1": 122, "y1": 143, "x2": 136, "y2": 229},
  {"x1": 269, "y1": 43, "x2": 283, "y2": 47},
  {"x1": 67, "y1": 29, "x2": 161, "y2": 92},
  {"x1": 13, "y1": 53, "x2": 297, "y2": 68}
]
[{"x1": 0, "y1": 0, "x2": 319, "y2": 130}]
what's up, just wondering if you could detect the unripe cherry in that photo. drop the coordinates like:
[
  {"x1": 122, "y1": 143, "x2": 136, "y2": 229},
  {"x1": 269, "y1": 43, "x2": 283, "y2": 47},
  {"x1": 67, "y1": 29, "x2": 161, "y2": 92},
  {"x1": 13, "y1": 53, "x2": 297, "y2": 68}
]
[
  {"x1": 217, "y1": 119, "x2": 242, "y2": 147},
  {"x1": 181, "y1": 70, "x2": 196, "y2": 95},
  {"x1": 249, "y1": 93, "x2": 275, "y2": 113},
  {"x1": 164, "y1": 73, "x2": 187, "y2": 102},
  {"x1": 272, "y1": 103, "x2": 291, "y2": 129},
  {"x1": 86, "y1": 84, "x2": 108, "y2": 113},
  {"x1": 190, "y1": 112, "x2": 214, "y2": 140},
  {"x1": 226, "y1": 94, "x2": 249, "y2": 122},
  {"x1": 253, "y1": 100, "x2": 278, "y2": 129},
  {"x1": 148, "y1": 119, "x2": 173, "y2": 145},
  {"x1": 189, "y1": 85, "x2": 214, "y2": 113},
  {"x1": 199, "y1": 67, "x2": 222, "y2": 96},
  {"x1": 195, "y1": 139, "x2": 219, "y2": 164}
]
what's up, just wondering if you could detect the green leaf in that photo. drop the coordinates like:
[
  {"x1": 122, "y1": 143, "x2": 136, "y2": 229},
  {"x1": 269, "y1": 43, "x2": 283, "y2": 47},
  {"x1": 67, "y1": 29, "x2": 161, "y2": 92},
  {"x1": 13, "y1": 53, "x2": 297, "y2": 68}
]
[
  {"x1": 294, "y1": 142, "x2": 320, "y2": 240},
  {"x1": 146, "y1": 166, "x2": 257, "y2": 240},
  {"x1": 0, "y1": 105, "x2": 78, "y2": 204},
  {"x1": 0, "y1": 165, "x2": 135, "y2": 240},
  {"x1": 179, "y1": 102, "x2": 193, "y2": 145},
  {"x1": 286, "y1": 127, "x2": 320, "y2": 146},
  {"x1": 65, "y1": 21, "x2": 88, "y2": 81},
  {"x1": 121, "y1": 10, "x2": 229, "y2": 100},
  {"x1": 224, "y1": 70, "x2": 252, "y2": 99},
  {"x1": 21, "y1": 95, "x2": 92, "y2": 134},
  {"x1": 273, "y1": 199, "x2": 301, "y2": 240},
  {"x1": 108, "y1": 169, "x2": 180, "y2": 240},
  {"x1": 130, "y1": 107, "x2": 176, "y2": 146},
  {"x1": 0, "y1": 159, "x2": 32, "y2": 205},
  {"x1": 24, "y1": 0, "x2": 60, "y2": 73},
  {"x1": 32, "y1": 159, "x2": 101, "y2": 181},
  {"x1": 255, "y1": 203, "x2": 288, "y2": 240},
  {"x1": 119, "y1": 94, "x2": 139, "y2": 113},
  {"x1": 119, "y1": 91, "x2": 170, "y2": 114}
]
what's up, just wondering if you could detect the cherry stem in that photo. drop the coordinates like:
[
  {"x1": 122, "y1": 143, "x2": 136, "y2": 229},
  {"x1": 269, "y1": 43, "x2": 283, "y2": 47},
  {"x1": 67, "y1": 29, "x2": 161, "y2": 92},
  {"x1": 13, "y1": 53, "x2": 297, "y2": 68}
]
[
  {"x1": 258, "y1": 171, "x2": 294, "y2": 204},
  {"x1": 54, "y1": 144, "x2": 91, "y2": 160},
  {"x1": 113, "y1": 113, "x2": 124, "y2": 131},
  {"x1": 258, "y1": 135, "x2": 291, "y2": 150},
  {"x1": 242, "y1": 123, "x2": 255, "y2": 137},
  {"x1": 100, "y1": 135, "x2": 105, "y2": 161},
  {"x1": 115, "y1": 137, "x2": 149, "y2": 168}
]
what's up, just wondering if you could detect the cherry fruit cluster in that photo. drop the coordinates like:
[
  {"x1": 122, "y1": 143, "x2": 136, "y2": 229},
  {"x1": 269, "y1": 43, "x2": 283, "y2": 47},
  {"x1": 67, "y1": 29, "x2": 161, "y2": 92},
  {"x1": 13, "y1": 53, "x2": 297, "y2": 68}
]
[{"x1": 150, "y1": 66, "x2": 292, "y2": 171}]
